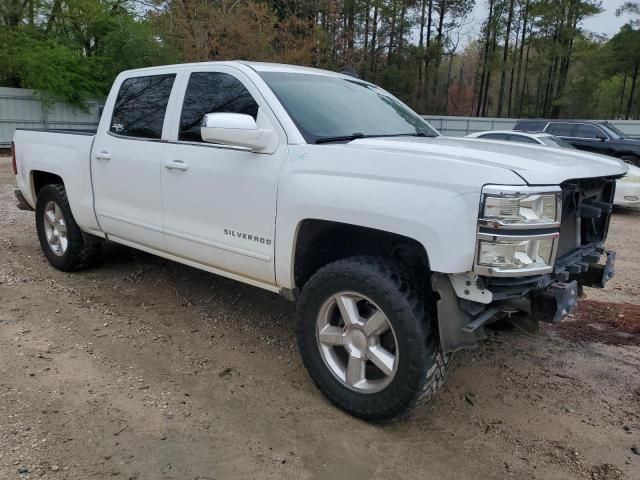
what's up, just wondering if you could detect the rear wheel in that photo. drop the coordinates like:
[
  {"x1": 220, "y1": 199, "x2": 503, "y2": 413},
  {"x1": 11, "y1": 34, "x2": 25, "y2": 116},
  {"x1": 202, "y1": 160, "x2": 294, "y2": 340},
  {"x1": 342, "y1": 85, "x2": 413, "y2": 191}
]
[
  {"x1": 35, "y1": 184, "x2": 101, "y2": 271},
  {"x1": 296, "y1": 256, "x2": 449, "y2": 420}
]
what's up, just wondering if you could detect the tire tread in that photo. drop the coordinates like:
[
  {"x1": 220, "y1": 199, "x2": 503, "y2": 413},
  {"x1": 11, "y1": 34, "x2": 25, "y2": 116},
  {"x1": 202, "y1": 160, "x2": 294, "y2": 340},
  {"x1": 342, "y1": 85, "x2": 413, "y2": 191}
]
[
  {"x1": 296, "y1": 255, "x2": 450, "y2": 420},
  {"x1": 35, "y1": 184, "x2": 100, "y2": 271}
]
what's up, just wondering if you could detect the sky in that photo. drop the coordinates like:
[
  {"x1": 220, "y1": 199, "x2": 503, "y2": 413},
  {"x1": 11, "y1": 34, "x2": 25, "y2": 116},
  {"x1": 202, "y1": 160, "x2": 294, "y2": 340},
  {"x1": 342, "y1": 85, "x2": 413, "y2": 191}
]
[
  {"x1": 581, "y1": 0, "x2": 635, "y2": 35},
  {"x1": 466, "y1": 0, "x2": 637, "y2": 44}
]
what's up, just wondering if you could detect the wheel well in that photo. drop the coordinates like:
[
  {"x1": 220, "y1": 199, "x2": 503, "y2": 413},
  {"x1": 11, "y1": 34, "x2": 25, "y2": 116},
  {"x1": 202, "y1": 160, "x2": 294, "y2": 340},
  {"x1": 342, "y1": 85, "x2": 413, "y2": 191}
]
[
  {"x1": 294, "y1": 219, "x2": 430, "y2": 290},
  {"x1": 32, "y1": 171, "x2": 63, "y2": 197}
]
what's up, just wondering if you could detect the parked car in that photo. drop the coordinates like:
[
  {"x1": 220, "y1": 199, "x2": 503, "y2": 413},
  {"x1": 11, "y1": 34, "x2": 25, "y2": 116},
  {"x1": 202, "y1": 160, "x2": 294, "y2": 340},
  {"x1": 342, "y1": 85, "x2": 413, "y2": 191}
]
[
  {"x1": 513, "y1": 119, "x2": 640, "y2": 167},
  {"x1": 467, "y1": 130, "x2": 640, "y2": 207},
  {"x1": 12, "y1": 61, "x2": 627, "y2": 420}
]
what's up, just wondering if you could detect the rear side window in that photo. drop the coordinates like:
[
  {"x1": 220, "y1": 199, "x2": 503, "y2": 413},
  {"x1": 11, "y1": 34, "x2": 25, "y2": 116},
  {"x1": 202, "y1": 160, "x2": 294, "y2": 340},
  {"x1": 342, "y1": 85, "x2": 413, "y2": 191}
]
[
  {"x1": 547, "y1": 123, "x2": 575, "y2": 137},
  {"x1": 110, "y1": 74, "x2": 176, "y2": 139},
  {"x1": 575, "y1": 124, "x2": 605, "y2": 139},
  {"x1": 478, "y1": 133, "x2": 507, "y2": 140},
  {"x1": 179, "y1": 72, "x2": 259, "y2": 142},
  {"x1": 507, "y1": 134, "x2": 539, "y2": 144}
]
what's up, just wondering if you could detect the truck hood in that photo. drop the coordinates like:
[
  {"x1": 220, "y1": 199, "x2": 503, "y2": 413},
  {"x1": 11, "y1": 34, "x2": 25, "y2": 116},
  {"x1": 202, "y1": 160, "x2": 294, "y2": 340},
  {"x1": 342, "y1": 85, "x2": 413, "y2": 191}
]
[{"x1": 346, "y1": 136, "x2": 628, "y2": 185}]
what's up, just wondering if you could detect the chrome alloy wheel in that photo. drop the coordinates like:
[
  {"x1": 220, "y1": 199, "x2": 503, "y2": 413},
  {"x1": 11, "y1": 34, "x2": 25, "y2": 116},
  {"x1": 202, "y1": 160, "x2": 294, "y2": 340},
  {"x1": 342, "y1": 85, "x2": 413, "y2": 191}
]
[
  {"x1": 42, "y1": 201, "x2": 68, "y2": 256},
  {"x1": 316, "y1": 292, "x2": 399, "y2": 393}
]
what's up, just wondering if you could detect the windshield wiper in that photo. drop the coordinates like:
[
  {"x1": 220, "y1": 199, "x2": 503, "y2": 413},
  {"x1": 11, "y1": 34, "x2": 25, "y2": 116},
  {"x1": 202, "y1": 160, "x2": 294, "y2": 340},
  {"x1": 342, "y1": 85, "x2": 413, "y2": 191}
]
[
  {"x1": 315, "y1": 133, "x2": 367, "y2": 144},
  {"x1": 384, "y1": 132, "x2": 432, "y2": 138},
  {"x1": 314, "y1": 132, "x2": 433, "y2": 144}
]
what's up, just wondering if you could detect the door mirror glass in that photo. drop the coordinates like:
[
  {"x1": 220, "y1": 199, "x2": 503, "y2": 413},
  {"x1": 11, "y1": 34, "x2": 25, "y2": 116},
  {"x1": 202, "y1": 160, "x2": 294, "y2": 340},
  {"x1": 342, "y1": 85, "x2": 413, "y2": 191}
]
[{"x1": 200, "y1": 112, "x2": 275, "y2": 151}]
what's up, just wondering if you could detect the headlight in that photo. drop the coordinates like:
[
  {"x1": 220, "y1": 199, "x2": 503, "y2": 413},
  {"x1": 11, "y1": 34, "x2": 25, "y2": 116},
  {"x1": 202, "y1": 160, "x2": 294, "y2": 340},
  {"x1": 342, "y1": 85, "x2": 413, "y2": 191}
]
[
  {"x1": 475, "y1": 185, "x2": 562, "y2": 277},
  {"x1": 621, "y1": 175, "x2": 640, "y2": 183},
  {"x1": 476, "y1": 233, "x2": 558, "y2": 276},
  {"x1": 480, "y1": 186, "x2": 561, "y2": 228}
]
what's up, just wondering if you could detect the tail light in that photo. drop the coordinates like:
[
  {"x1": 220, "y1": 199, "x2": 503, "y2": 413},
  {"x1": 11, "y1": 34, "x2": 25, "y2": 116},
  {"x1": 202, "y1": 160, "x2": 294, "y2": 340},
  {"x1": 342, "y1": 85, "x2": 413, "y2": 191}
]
[{"x1": 11, "y1": 142, "x2": 17, "y2": 175}]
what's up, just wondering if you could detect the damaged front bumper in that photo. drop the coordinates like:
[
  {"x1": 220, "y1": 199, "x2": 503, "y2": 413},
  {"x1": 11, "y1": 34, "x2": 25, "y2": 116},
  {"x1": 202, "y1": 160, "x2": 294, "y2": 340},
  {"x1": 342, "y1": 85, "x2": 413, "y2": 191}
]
[{"x1": 433, "y1": 248, "x2": 616, "y2": 354}]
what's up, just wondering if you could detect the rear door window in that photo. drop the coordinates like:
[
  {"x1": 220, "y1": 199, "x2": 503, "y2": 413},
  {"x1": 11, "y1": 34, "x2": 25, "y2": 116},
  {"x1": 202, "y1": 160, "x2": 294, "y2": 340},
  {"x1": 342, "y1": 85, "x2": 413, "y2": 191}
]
[
  {"x1": 179, "y1": 72, "x2": 259, "y2": 142},
  {"x1": 110, "y1": 74, "x2": 176, "y2": 139},
  {"x1": 546, "y1": 122, "x2": 575, "y2": 137}
]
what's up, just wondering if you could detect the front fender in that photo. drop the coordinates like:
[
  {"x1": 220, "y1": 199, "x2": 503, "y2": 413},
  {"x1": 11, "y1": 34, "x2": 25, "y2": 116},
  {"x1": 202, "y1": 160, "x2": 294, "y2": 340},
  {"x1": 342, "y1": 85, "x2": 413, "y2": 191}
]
[{"x1": 273, "y1": 146, "x2": 524, "y2": 290}]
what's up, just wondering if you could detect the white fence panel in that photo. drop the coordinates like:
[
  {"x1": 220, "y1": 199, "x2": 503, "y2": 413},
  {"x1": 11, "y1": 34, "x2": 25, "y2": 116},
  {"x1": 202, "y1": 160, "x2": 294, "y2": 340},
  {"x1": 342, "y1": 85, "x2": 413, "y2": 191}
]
[
  {"x1": 3, "y1": 89, "x2": 640, "y2": 146},
  {"x1": 0, "y1": 87, "x2": 100, "y2": 147}
]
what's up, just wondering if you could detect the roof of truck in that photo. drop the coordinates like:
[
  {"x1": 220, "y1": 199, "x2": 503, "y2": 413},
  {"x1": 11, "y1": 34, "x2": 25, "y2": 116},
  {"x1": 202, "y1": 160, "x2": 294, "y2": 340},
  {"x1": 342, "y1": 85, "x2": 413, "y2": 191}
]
[
  {"x1": 119, "y1": 61, "x2": 354, "y2": 79},
  {"x1": 239, "y1": 61, "x2": 348, "y2": 75}
]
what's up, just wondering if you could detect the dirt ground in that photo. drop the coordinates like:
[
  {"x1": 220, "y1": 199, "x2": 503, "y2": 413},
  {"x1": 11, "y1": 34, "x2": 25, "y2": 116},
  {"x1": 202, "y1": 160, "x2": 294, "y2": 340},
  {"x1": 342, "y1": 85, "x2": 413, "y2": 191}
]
[{"x1": 1, "y1": 155, "x2": 639, "y2": 480}]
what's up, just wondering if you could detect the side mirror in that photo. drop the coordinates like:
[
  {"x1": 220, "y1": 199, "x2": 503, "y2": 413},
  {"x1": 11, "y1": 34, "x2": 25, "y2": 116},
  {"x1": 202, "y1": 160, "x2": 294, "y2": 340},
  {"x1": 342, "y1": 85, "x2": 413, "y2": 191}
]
[
  {"x1": 200, "y1": 112, "x2": 275, "y2": 152},
  {"x1": 597, "y1": 134, "x2": 607, "y2": 142}
]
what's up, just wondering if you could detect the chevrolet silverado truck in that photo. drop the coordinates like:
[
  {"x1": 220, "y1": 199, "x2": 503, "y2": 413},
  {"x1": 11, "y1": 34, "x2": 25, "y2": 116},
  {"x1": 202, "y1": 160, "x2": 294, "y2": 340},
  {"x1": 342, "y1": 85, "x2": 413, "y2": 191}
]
[{"x1": 12, "y1": 62, "x2": 627, "y2": 420}]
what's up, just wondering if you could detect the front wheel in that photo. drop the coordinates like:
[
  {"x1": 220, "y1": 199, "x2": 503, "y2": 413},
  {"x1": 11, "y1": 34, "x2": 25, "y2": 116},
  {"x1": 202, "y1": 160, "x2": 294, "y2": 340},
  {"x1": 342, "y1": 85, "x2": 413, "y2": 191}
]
[
  {"x1": 35, "y1": 184, "x2": 101, "y2": 271},
  {"x1": 296, "y1": 256, "x2": 449, "y2": 420}
]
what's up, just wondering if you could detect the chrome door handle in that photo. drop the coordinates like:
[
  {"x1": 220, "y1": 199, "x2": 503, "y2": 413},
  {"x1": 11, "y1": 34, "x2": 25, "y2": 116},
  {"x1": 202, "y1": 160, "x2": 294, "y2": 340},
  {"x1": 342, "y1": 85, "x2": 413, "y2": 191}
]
[
  {"x1": 164, "y1": 160, "x2": 188, "y2": 171},
  {"x1": 95, "y1": 151, "x2": 111, "y2": 161}
]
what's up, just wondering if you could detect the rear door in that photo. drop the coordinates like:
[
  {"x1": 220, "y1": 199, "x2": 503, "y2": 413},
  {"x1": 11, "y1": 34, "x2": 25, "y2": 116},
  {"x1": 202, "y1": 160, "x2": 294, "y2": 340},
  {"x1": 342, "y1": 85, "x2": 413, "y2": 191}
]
[{"x1": 92, "y1": 72, "x2": 178, "y2": 251}]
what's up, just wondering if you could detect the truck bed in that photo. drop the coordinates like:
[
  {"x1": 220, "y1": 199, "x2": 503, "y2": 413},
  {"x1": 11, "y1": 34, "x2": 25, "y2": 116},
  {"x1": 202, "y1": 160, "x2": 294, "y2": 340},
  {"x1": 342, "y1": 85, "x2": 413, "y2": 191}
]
[{"x1": 13, "y1": 127, "x2": 101, "y2": 236}]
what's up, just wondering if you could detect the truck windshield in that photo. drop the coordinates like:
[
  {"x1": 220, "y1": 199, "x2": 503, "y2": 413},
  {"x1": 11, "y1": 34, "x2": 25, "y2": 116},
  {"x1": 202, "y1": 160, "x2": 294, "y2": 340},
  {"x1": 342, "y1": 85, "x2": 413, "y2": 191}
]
[{"x1": 259, "y1": 72, "x2": 438, "y2": 144}]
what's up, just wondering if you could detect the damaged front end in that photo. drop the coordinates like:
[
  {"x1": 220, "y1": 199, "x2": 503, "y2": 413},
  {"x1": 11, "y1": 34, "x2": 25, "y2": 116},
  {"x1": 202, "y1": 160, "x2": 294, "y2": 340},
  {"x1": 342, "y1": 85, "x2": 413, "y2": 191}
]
[{"x1": 435, "y1": 177, "x2": 618, "y2": 354}]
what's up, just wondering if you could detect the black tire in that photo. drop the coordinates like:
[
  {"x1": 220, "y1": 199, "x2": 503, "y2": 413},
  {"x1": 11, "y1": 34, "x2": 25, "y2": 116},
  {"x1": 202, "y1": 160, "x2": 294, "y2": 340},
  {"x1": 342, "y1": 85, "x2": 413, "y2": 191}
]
[
  {"x1": 35, "y1": 184, "x2": 101, "y2": 271},
  {"x1": 620, "y1": 155, "x2": 640, "y2": 167},
  {"x1": 296, "y1": 256, "x2": 449, "y2": 420}
]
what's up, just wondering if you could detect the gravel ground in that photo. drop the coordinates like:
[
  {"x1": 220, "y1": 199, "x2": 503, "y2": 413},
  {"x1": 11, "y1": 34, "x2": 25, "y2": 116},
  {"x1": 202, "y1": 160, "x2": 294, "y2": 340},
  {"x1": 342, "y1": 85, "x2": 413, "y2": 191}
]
[{"x1": 0, "y1": 156, "x2": 639, "y2": 480}]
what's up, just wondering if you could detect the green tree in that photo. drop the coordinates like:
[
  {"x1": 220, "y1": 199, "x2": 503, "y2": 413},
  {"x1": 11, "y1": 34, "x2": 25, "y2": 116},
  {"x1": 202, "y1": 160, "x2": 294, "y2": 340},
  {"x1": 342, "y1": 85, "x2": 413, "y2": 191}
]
[
  {"x1": 609, "y1": 25, "x2": 640, "y2": 118},
  {"x1": 0, "y1": 0, "x2": 175, "y2": 107}
]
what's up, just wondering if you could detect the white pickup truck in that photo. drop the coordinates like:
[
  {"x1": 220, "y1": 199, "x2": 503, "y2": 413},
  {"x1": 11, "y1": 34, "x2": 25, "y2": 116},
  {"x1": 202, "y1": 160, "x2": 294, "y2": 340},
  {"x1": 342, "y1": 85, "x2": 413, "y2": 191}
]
[{"x1": 12, "y1": 61, "x2": 627, "y2": 420}]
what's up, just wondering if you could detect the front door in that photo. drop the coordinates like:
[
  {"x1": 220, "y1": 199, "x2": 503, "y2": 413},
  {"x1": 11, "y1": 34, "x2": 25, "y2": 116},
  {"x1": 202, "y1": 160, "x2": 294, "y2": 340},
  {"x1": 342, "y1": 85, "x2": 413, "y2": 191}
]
[
  {"x1": 160, "y1": 68, "x2": 286, "y2": 285},
  {"x1": 92, "y1": 73, "x2": 176, "y2": 251},
  {"x1": 569, "y1": 124, "x2": 614, "y2": 156}
]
